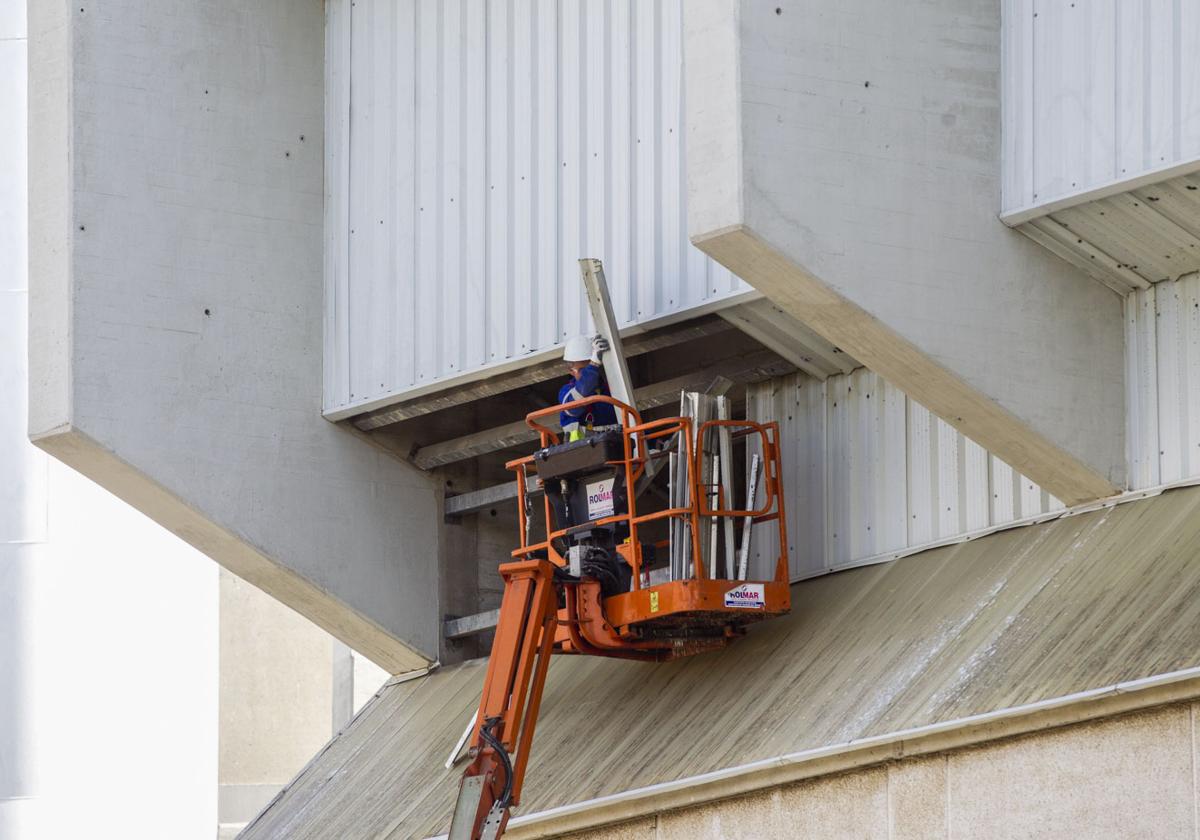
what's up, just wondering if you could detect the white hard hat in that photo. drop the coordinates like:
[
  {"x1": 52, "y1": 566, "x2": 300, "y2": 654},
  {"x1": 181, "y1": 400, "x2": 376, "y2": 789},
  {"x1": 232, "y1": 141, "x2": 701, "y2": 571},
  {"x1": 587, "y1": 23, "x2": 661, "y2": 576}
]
[{"x1": 563, "y1": 335, "x2": 593, "y2": 363}]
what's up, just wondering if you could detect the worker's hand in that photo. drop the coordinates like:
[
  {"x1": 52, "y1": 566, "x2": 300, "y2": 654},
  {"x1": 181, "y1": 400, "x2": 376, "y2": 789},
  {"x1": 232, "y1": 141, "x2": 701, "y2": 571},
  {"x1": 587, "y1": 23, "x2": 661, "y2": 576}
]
[{"x1": 591, "y1": 335, "x2": 609, "y2": 364}]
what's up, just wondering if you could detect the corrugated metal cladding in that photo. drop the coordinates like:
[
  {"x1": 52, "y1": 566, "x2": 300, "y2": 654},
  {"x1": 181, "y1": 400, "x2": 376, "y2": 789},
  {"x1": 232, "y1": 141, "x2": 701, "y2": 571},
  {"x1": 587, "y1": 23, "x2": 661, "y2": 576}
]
[
  {"x1": 323, "y1": 0, "x2": 748, "y2": 418},
  {"x1": 746, "y1": 370, "x2": 1063, "y2": 582},
  {"x1": 1126, "y1": 272, "x2": 1200, "y2": 489},
  {"x1": 1001, "y1": 0, "x2": 1200, "y2": 216},
  {"x1": 1016, "y1": 170, "x2": 1200, "y2": 294}
]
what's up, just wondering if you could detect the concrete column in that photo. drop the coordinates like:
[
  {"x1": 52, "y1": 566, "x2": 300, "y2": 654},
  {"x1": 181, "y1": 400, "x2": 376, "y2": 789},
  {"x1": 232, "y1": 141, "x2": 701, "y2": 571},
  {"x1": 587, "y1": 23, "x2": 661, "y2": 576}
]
[
  {"x1": 26, "y1": 0, "x2": 440, "y2": 671},
  {"x1": 685, "y1": 0, "x2": 1126, "y2": 505},
  {"x1": 332, "y1": 639, "x2": 355, "y2": 732}
]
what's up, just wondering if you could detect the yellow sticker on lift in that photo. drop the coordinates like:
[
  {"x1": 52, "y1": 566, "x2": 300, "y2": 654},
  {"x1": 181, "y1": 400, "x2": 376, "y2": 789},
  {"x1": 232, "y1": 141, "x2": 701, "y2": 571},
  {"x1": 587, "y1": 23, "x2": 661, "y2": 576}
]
[{"x1": 649, "y1": 591, "x2": 660, "y2": 613}]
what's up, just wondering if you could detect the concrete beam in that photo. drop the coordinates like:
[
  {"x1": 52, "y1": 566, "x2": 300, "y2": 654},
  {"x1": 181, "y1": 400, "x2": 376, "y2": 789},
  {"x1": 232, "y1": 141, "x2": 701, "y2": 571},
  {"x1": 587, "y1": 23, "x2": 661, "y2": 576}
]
[
  {"x1": 684, "y1": 0, "x2": 1125, "y2": 506},
  {"x1": 444, "y1": 478, "x2": 540, "y2": 518},
  {"x1": 412, "y1": 349, "x2": 795, "y2": 469},
  {"x1": 27, "y1": 0, "x2": 438, "y2": 672},
  {"x1": 443, "y1": 609, "x2": 501, "y2": 641}
]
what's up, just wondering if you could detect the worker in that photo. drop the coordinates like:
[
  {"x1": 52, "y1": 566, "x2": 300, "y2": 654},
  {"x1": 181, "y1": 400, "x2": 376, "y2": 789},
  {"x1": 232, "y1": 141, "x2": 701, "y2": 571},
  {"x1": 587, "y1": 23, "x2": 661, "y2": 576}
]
[{"x1": 559, "y1": 334, "x2": 618, "y2": 441}]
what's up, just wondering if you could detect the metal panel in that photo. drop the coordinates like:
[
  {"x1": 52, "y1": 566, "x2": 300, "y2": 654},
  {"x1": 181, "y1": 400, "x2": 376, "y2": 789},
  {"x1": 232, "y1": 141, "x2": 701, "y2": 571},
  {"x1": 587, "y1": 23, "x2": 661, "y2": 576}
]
[
  {"x1": 324, "y1": 0, "x2": 749, "y2": 417},
  {"x1": 1014, "y1": 171, "x2": 1200, "y2": 293},
  {"x1": 240, "y1": 484, "x2": 1200, "y2": 840},
  {"x1": 1003, "y1": 0, "x2": 1200, "y2": 216},
  {"x1": 1127, "y1": 272, "x2": 1200, "y2": 488},
  {"x1": 747, "y1": 370, "x2": 1063, "y2": 582}
]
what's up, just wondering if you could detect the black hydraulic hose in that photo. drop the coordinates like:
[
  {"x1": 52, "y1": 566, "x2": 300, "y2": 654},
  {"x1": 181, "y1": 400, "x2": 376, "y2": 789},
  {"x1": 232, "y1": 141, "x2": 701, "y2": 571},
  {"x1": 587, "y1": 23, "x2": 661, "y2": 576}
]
[
  {"x1": 553, "y1": 565, "x2": 580, "y2": 583},
  {"x1": 479, "y1": 716, "x2": 514, "y2": 808},
  {"x1": 581, "y1": 562, "x2": 620, "y2": 593}
]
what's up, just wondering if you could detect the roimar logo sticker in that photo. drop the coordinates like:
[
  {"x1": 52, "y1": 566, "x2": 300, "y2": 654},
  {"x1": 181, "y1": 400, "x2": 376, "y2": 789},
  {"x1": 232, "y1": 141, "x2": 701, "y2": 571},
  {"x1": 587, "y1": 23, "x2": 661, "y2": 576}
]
[
  {"x1": 585, "y1": 478, "x2": 615, "y2": 520},
  {"x1": 724, "y1": 583, "x2": 765, "y2": 609}
]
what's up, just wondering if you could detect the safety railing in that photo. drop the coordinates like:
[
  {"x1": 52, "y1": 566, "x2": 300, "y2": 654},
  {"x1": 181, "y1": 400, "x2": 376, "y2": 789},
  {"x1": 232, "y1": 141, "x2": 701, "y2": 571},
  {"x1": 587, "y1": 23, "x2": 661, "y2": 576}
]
[
  {"x1": 694, "y1": 419, "x2": 789, "y2": 584},
  {"x1": 505, "y1": 396, "x2": 788, "y2": 590}
]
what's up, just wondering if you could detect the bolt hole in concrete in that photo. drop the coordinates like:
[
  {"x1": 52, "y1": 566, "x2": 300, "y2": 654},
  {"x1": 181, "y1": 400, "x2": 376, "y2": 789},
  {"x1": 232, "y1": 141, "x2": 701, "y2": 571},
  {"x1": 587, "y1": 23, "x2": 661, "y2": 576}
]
[
  {"x1": 204, "y1": 309, "x2": 211, "y2": 317},
  {"x1": 775, "y1": 6, "x2": 782, "y2": 13}
]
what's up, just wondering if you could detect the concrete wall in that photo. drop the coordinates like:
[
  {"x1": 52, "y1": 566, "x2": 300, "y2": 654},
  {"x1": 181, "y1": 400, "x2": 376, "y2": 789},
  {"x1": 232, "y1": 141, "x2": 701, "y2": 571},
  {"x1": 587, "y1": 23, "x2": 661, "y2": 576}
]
[
  {"x1": 685, "y1": 0, "x2": 1127, "y2": 506},
  {"x1": 5, "y1": 8, "x2": 219, "y2": 835},
  {"x1": 26, "y1": 0, "x2": 441, "y2": 671},
  {"x1": 557, "y1": 703, "x2": 1199, "y2": 839},
  {"x1": 351, "y1": 647, "x2": 391, "y2": 714},
  {"x1": 218, "y1": 570, "x2": 334, "y2": 829}
]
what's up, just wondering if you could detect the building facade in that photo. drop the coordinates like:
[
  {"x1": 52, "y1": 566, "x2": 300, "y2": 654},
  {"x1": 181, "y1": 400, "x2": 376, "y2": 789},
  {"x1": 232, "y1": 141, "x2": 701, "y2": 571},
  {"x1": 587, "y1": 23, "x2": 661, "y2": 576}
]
[{"x1": 22, "y1": 0, "x2": 1200, "y2": 836}]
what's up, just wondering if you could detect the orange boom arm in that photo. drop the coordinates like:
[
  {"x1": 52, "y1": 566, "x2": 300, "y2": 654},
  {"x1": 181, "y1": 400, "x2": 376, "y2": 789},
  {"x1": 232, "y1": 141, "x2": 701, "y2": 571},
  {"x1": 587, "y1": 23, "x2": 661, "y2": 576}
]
[{"x1": 448, "y1": 559, "x2": 558, "y2": 840}]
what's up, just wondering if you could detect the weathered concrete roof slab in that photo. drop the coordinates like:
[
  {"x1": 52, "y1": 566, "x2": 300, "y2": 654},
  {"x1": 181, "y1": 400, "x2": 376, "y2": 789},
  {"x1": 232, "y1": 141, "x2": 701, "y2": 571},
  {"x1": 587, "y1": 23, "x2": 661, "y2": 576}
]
[{"x1": 241, "y1": 485, "x2": 1200, "y2": 839}]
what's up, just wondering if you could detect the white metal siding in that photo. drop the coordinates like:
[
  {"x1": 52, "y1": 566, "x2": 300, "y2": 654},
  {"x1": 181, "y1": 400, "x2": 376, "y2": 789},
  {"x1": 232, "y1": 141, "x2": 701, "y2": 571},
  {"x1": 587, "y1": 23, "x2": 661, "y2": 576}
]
[
  {"x1": 746, "y1": 370, "x2": 1064, "y2": 582},
  {"x1": 1016, "y1": 169, "x2": 1200, "y2": 297},
  {"x1": 1126, "y1": 272, "x2": 1200, "y2": 488},
  {"x1": 324, "y1": 0, "x2": 748, "y2": 417},
  {"x1": 1002, "y1": 0, "x2": 1200, "y2": 215}
]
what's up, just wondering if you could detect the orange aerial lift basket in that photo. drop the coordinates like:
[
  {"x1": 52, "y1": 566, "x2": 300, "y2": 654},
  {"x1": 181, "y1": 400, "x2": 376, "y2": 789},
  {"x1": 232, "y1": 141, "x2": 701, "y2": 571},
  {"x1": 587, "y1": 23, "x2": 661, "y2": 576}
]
[{"x1": 448, "y1": 395, "x2": 790, "y2": 840}]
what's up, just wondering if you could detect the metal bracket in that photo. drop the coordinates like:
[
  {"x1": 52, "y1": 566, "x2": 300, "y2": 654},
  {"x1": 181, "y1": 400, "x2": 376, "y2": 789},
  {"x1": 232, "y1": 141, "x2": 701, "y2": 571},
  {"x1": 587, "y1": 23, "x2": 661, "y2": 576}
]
[{"x1": 480, "y1": 801, "x2": 507, "y2": 840}]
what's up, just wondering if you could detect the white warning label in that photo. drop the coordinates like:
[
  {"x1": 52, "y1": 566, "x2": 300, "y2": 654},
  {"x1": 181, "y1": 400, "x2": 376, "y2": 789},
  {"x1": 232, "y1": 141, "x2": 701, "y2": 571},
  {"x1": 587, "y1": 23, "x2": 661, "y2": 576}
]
[
  {"x1": 724, "y1": 583, "x2": 765, "y2": 609},
  {"x1": 585, "y1": 477, "x2": 616, "y2": 520}
]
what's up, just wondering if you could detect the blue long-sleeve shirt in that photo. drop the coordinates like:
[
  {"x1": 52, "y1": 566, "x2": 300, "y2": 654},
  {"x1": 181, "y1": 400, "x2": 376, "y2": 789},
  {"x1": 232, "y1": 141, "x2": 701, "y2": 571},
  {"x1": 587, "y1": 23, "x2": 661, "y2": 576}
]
[{"x1": 558, "y1": 364, "x2": 619, "y2": 430}]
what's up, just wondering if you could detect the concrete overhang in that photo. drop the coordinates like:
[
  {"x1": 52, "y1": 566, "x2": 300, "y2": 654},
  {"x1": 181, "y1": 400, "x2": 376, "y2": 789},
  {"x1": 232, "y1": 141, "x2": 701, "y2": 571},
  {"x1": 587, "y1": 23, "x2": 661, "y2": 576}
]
[
  {"x1": 27, "y1": 0, "x2": 438, "y2": 671},
  {"x1": 682, "y1": 0, "x2": 1126, "y2": 506}
]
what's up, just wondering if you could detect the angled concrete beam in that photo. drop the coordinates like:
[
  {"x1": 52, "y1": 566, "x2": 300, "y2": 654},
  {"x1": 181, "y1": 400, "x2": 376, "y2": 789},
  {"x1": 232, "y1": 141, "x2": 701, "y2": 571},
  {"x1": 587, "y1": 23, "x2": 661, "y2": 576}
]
[
  {"x1": 28, "y1": 0, "x2": 438, "y2": 672},
  {"x1": 698, "y1": 226, "x2": 1117, "y2": 504},
  {"x1": 685, "y1": 0, "x2": 1125, "y2": 506}
]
